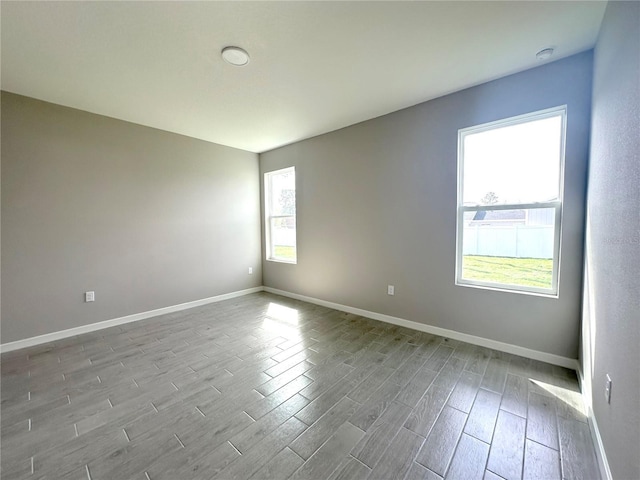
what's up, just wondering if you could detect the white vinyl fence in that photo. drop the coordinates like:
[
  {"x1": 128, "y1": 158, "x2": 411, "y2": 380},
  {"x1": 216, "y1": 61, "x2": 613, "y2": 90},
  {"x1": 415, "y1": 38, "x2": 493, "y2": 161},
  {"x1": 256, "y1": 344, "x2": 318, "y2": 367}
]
[
  {"x1": 272, "y1": 228, "x2": 296, "y2": 247},
  {"x1": 463, "y1": 225, "x2": 554, "y2": 259}
]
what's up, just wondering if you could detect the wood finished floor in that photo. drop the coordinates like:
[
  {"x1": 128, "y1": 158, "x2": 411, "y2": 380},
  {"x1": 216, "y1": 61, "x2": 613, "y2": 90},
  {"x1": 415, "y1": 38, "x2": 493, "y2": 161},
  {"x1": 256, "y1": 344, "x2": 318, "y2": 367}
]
[{"x1": 1, "y1": 292, "x2": 600, "y2": 480}]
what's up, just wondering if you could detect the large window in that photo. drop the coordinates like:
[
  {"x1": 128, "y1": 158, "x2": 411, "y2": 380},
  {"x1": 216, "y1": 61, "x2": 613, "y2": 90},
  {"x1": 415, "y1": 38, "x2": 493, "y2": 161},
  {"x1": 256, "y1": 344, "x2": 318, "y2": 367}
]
[
  {"x1": 265, "y1": 167, "x2": 297, "y2": 263},
  {"x1": 456, "y1": 106, "x2": 566, "y2": 296}
]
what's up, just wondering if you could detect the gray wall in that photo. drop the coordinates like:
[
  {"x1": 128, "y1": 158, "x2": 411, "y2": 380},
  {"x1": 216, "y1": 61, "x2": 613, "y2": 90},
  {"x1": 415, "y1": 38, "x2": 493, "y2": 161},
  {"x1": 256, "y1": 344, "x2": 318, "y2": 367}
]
[
  {"x1": 1, "y1": 92, "x2": 262, "y2": 344},
  {"x1": 261, "y1": 52, "x2": 593, "y2": 359},
  {"x1": 583, "y1": 2, "x2": 640, "y2": 478}
]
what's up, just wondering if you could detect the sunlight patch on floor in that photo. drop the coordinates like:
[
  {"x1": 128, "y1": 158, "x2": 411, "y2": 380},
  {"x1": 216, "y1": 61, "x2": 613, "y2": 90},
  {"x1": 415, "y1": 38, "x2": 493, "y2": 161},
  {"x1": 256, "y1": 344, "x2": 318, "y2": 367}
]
[
  {"x1": 530, "y1": 379, "x2": 585, "y2": 416},
  {"x1": 262, "y1": 302, "x2": 301, "y2": 337}
]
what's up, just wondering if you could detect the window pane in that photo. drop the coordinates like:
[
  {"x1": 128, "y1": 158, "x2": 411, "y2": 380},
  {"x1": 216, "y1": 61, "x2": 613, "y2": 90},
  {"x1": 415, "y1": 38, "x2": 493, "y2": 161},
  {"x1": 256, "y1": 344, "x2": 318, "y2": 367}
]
[
  {"x1": 461, "y1": 208, "x2": 555, "y2": 289},
  {"x1": 265, "y1": 167, "x2": 297, "y2": 264},
  {"x1": 462, "y1": 115, "x2": 563, "y2": 205},
  {"x1": 270, "y1": 216, "x2": 297, "y2": 261},
  {"x1": 270, "y1": 170, "x2": 296, "y2": 216}
]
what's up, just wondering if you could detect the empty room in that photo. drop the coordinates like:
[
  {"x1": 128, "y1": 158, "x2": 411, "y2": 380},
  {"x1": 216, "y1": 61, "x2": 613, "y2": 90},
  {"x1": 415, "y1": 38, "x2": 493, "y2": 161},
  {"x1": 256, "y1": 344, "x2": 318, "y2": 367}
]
[{"x1": 1, "y1": 1, "x2": 638, "y2": 480}]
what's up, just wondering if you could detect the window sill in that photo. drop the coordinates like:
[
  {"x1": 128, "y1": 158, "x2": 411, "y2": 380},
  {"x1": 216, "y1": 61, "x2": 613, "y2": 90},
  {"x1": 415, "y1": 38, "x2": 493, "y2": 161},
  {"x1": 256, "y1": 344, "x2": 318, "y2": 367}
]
[
  {"x1": 455, "y1": 280, "x2": 558, "y2": 298},
  {"x1": 266, "y1": 257, "x2": 297, "y2": 265}
]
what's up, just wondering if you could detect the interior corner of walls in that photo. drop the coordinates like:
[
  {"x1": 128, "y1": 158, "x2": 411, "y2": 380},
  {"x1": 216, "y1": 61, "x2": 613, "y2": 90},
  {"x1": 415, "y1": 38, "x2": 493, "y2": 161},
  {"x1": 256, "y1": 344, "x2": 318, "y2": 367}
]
[{"x1": 259, "y1": 53, "x2": 591, "y2": 369}]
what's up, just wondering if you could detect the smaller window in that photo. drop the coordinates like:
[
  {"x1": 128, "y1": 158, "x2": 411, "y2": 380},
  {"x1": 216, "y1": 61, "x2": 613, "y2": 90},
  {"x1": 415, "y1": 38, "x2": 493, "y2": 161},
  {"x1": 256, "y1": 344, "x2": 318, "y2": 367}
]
[{"x1": 265, "y1": 167, "x2": 297, "y2": 263}]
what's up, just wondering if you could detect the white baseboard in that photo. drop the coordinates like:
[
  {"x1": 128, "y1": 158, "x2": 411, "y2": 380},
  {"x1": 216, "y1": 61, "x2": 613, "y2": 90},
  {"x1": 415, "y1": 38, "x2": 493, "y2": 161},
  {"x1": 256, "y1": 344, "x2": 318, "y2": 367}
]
[
  {"x1": 2, "y1": 284, "x2": 579, "y2": 372},
  {"x1": 577, "y1": 367, "x2": 613, "y2": 480},
  {"x1": 587, "y1": 405, "x2": 613, "y2": 480},
  {"x1": 0, "y1": 287, "x2": 263, "y2": 354},
  {"x1": 264, "y1": 287, "x2": 579, "y2": 370}
]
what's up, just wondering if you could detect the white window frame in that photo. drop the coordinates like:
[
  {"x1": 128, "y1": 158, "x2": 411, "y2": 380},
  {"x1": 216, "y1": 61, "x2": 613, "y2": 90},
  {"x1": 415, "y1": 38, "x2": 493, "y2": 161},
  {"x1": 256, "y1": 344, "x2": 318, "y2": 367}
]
[
  {"x1": 455, "y1": 106, "x2": 567, "y2": 297},
  {"x1": 265, "y1": 166, "x2": 297, "y2": 264}
]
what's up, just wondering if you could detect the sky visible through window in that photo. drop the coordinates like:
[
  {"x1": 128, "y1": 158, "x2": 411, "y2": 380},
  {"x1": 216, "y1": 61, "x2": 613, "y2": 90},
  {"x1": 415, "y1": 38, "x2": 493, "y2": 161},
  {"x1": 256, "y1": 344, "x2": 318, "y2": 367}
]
[{"x1": 463, "y1": 115, "x2": 563, "y2": 206}]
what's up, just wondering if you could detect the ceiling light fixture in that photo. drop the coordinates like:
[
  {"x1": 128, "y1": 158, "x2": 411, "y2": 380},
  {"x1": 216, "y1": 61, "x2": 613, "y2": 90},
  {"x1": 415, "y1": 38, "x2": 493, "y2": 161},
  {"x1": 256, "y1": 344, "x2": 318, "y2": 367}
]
[
  {"x1": 221, "y1": 46, "x2": 250, "y2": 66},
  {"x1": 536, "y1": 47, "x2": 554, "y2": 61}
]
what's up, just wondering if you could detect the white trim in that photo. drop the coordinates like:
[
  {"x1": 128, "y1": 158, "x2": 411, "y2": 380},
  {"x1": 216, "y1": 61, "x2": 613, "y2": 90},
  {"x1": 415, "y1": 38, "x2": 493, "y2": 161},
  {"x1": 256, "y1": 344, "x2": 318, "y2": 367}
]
[
  {"x1": 265, "y1": 256, "x2": 297, "y2": 265},
  {"x1": 456, "y1": 281, "x2": 558, "y2": 299},
  {"x1": 0, "y1": 287, "x2": 263, "y2": 354},
  {"x1": 264, "y1": 287, "x2": 578, "y2": 370},
  {"x1": 458, "y1": 105, "x2": 569, "y2": 136},
  {"x1": 586, "y1": 406, "x2": 613, "y2": 480},
  {"x1": 460, "y1": 201, "x2": 560, "y2": 212},
  {"x1": 577, "y1": 367, "x2": 613, "y2": 480}
]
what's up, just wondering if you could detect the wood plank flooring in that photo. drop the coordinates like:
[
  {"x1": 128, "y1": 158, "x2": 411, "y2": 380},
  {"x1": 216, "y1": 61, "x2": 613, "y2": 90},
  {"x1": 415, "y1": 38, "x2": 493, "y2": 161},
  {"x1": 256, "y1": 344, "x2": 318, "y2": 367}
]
[{"x1": 1, "y1": 292, "x2": 600, "y2": 479}]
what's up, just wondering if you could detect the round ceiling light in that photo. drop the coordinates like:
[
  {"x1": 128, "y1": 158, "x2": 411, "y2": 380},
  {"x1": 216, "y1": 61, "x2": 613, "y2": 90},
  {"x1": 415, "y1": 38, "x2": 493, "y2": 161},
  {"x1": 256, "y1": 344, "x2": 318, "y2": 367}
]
[
  {"x1": 221, "y1": 46, "x2": 250, "y2": 66},
  {"x1": 536, "y1": 47, "x2": 554, "y2": 61}
]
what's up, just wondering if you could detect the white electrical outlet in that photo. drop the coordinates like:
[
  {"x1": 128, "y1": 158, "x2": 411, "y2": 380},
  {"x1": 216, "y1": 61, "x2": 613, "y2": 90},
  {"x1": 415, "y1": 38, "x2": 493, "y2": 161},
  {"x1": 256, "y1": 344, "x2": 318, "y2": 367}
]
[
  {"x1": 248, "y1": 267, "x2": 253, "y2": 275},
  {"x1": 387, "y1": 285, "x2": 395, "y2": 296},
  {"x1": 85, "y1": 291, "x2": 95, "y2": 303},
  {"x1": 605, "y1": 374, "x2": 612, "y2": 404}
]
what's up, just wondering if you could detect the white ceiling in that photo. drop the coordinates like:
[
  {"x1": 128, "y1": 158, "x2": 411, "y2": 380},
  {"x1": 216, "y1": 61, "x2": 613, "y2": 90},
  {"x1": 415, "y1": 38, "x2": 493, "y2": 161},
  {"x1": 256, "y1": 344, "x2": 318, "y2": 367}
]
[{"x1": 1, "y1": 1, "x2": 606, "y2": 153}]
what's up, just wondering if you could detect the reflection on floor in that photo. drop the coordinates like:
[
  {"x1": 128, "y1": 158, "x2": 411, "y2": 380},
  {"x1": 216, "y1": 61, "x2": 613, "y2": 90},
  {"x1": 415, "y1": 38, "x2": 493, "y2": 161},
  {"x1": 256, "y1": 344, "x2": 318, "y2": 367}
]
[{"x1": 0, "y1": 292, "x2": 600, "y2": 479}]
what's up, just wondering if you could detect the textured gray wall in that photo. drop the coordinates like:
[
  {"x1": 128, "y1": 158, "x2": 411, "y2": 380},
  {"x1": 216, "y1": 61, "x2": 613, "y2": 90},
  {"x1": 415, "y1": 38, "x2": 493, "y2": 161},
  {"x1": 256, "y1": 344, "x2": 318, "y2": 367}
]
[
  {"x1": 261, "y1": 52, "x2": 593, "y2": 359},
  {"x1": 1, "y1": 92, "x2": 262, "y2": 343},
  {"x1": 583, "y1": 2, "x2": 640, "y2": 478}
]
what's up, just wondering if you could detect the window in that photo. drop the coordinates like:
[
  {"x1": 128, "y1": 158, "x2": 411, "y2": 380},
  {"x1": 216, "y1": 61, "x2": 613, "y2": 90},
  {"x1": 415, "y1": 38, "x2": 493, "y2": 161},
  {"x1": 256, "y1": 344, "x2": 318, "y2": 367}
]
[
  {"x1": 265, "y1": 167, "x2": 297, "y2": 263},
  {"x1": 456, "y1": 106, "x2": 566, "y2": 296}
]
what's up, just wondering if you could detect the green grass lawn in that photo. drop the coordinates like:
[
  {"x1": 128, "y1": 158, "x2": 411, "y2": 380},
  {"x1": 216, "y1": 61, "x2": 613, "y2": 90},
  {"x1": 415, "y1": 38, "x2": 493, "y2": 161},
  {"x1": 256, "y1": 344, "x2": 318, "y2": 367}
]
[
  {"x1": 462, "y1": 255, "x2": 553, "y2": 289},
  {"x1": 274, "y1": 245, "x2": 296, "y2": 261},
  {"x1": 270, "y1": 249, "x2": 550, "y2": 288}
]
